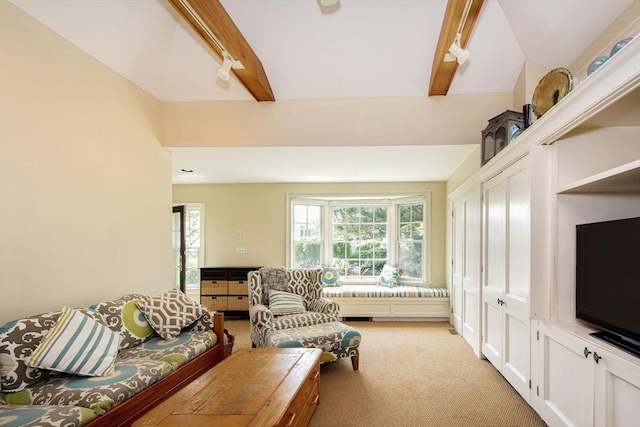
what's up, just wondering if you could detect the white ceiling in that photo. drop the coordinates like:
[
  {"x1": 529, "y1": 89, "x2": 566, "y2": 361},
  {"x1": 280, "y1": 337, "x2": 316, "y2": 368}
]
[{"x1": 9, "y1": 0, "x2": 635, "y2": 183}]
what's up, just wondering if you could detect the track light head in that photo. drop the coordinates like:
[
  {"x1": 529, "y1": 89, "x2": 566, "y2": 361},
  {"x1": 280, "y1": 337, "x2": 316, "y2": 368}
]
[
  {"x1": 446, "y1": 39, "x2": 471, "y2": 65},
  {"x1": 216, "y1": 57, "x2": 233, "y2": 81}
]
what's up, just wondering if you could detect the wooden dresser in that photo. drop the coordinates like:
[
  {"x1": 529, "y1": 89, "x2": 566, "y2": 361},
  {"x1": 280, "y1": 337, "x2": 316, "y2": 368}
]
[{"x1": 134, "y1": 348, "x2": 321, "y2": 426}]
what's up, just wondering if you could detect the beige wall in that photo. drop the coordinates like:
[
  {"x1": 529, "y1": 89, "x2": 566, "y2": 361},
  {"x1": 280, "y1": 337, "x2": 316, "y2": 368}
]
[
  {"x1": 173, "y1": 182, "x2": 448, "y2": 286},
  {"x1": 161, "y1": 93, "x2": 512, "y2": 148},
  {"x1": 0, "y1": 2, "x2": 173, "y2": 323}
]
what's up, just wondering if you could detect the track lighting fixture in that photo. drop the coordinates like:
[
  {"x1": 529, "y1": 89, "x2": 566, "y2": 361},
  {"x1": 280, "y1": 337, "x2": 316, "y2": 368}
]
[
  {"x1": 446, "y1": 36, "x2": 471, "y2": 65},
  {"x1": 177, "y1": 0, "x2": 244, "y2": 82},
  {"x1": 443, "y1": 0, "x2": 473, "y2": 65},
  {"x1": 216, "y1": 55, "x2": 233, "y2": 81}
]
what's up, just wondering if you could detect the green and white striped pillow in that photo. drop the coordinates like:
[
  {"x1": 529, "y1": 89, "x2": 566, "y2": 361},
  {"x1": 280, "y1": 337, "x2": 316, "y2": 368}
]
[
  {"x1": 269, "y1": 290, "x2": 306, "y2": 315},
  {"x1": 27, "y1": 306, "x2": 120, "y2": 377}
]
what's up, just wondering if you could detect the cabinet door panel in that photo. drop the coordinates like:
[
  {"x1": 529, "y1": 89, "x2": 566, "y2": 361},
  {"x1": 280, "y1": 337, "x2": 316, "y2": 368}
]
[
  {"x1": 452, "y1": 199, "x2": 465, "y2": 334},
  {"x1": 482, "y1": 174, "x2": 505, "y2": 369},
  {"x1": 538, "y1": 322, "x2": 594, "y2": 427},
  {"x1": 593, "y1": 347, "x2": 640, "y2": 427},
  {"x1": 462, "y1": 190, "x2": 481, "y2": 354},
  {"x1": 503, "y1": 313, "x2": 530, "y2": 400}
]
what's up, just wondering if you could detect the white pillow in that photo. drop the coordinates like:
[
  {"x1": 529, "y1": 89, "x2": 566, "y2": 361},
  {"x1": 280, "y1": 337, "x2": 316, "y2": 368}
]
[
  {"x1": 26, "y1": 306, "x2": 120, "y2": 376},
  {"x1": 269, "y1": 290, "x2": 306, "y2": 315}
]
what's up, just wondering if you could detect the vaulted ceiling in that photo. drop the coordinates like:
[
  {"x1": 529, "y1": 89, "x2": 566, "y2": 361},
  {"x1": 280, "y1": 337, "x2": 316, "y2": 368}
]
[{"x1": 8, "y1": 0, "x2": 636, "y2": 183}]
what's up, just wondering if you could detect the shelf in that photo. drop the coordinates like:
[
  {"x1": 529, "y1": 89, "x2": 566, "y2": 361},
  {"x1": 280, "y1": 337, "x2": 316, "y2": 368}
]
[{"x1": 557, "y1": 160, "x2": 640, "y2": 193}]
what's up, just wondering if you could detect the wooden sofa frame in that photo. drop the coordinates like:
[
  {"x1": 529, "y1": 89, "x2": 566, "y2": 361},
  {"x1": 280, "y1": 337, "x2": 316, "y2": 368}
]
[{"x1": 86, "y1": 312, "x2": 225, "y2": 427}]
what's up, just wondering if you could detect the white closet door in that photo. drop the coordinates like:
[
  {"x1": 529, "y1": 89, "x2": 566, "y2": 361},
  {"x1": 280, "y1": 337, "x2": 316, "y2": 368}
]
[
  {"x1": 452, "y1": 187, "x2": 482, "y2": 356},
  {"x1": 502, "y1": 160, "x2": 531, "y2": 402},
  {"x1": 482, "y1": 173, "x2": 506, "y2": 369},
  {"x1": 452, "y1": 199, "x2": 465, "y2": 334}
]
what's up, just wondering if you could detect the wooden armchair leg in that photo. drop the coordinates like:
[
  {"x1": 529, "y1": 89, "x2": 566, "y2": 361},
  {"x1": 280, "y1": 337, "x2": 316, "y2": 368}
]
[{"x1": 351, "y1": 355, "x2": 359, "y2": 371}]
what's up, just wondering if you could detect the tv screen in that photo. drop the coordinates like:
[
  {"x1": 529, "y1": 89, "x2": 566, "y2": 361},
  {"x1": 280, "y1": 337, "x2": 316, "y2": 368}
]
[{"x1": 576, "y1": 216, "x2": 640, "y2": 357}]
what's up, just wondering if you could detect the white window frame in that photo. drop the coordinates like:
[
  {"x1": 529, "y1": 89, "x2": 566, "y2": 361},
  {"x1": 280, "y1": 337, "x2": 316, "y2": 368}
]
[{"x1": 286, "y1": 192, "x2": 431, "y2": 286}]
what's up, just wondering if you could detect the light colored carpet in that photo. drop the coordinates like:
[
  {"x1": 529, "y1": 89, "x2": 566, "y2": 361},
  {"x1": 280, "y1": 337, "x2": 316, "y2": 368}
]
[{"x1": 223, "y1": 318, "x2": 547, "y2": 427}]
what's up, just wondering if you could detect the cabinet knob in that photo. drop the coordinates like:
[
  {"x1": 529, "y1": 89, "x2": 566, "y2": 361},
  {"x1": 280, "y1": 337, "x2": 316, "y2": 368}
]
[
  {"x1": 593, "y1": 352, "x2": 602, "y2": 363},
  {"x1": 583, "y1": 347, "x2": 592, "y2": 358}
]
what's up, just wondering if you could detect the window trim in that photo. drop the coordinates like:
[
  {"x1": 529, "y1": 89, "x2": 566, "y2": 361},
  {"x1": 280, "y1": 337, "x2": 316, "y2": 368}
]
[{"x1": 286, "y1": 192, "x2": 431, "y2": 286}]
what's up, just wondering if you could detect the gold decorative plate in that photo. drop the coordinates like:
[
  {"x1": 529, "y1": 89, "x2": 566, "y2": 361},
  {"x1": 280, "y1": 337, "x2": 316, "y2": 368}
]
[{"x1": 532, "y1": 68, "x2": 573, "y2": 118}]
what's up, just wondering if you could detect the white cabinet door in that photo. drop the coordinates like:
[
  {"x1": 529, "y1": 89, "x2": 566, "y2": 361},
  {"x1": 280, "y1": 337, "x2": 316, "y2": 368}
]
[
  {"x1": 482, "y1": 172, "x2": 506, "y2": 369},
  {"x1": 481, "y1": 158, "x2": 531, "y2": 402},
  {"x1": 502, "y1": 161, "x2": 531, "y2": 401},
  {"x1": 452, "y1": 198, "x2": 465, "y2": 334},
  {"x1": 537, "y1": 321, "x2": 594, "y2": 427},
  {"x1": 593, "y1": 347, "x2": 640, "y2": 427},
  {"x1": 451, "y1": 187, "x2": 482, "y2": 356}
]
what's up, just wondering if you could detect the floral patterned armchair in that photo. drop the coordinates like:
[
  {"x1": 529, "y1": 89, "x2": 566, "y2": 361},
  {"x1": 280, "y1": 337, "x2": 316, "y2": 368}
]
[{"x1": 248, "y1": 267, "x2": 340, "y2": 347}]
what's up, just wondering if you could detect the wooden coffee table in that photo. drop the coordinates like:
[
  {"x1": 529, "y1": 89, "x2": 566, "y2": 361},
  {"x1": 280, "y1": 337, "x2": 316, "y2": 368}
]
[{"x1": 133, "y1": 348, "x2": 322, "y2": 426}]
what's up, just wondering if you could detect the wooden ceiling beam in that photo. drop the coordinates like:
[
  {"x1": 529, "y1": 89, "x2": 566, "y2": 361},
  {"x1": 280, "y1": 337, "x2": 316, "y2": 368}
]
[
  {"x1": 169, "y1": 0, "x2": 275, "y2": 102},
  {"x1": 428, "y1": 0, "x2": 485, "y2": 97}
]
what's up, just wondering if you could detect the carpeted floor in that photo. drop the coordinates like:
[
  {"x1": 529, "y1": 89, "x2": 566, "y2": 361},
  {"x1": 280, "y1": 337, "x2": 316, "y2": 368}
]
[{"x1": 223, "y1": 318, "x2": 547, "y2": 427}]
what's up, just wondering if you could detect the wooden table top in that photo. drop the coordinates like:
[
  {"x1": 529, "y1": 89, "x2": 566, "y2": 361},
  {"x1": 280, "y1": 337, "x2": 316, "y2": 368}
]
[{"x1": 133, "y1": 348, "x2": 322, "y2": 427}]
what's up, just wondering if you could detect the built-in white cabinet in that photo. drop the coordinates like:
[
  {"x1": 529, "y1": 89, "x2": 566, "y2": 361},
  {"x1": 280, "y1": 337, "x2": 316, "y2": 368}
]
[
  {"x1": 536, "y1": 321, "x2": 640, "y2": 427},
  {"x1": 448, "y1": 30, "x2": 640, "y2": 427},
  {"x1": 451, "y1": 186, "x2": 482, "y2": 357},
  {"x1": 481, "y1": 158, "x2": 531, "y2": 402}
]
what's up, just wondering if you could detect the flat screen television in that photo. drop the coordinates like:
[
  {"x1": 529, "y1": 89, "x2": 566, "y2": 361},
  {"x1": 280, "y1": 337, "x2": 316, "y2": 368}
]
[{"x1": 576, "y1": 216, "x2": 640, "y2": 358}]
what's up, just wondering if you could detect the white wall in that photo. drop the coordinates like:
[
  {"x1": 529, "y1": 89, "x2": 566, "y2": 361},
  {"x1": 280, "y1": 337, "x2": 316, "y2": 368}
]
[{"x1": 0, "y1": 2, "x2": 173, "y2": 323}]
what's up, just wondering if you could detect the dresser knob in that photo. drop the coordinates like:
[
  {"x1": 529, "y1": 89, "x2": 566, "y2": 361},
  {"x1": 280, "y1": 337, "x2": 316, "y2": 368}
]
[{"x1": 583, "y1": 347, "x2": 592, "y2": 358}]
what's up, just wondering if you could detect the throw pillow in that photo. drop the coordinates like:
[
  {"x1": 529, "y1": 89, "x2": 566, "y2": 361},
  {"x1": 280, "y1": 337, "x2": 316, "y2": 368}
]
[
  {"x1": 377, "y1": 264, "x2": 401, "y2": 288},
  {"x1": 268, "y1": 290, "x2": 306, "y2": 315},
  {"x1": 321, "y1": 267, "x2": 341, "y2": 287},
  {"x1": 90, "y1": 294, "x2": 154, "y2": 350},
  {"x1": 26, "y1": 306, "x2": 120, "y2": 377},
  {"x1": 137, "y1": 289, "x2": 204, "y2": 340}
]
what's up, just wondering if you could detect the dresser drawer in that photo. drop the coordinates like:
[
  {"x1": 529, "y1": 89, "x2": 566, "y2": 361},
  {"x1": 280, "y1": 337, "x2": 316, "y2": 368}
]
[
  {"x1": 201, "y1": 280, "x2": 228, "y2": 295},
  {"x1": 228, "y1": 280, "x2": 249, "y2": 295},
  {"x1": 200, "y1": 296, "x2": 228, "y2": 311},
  {"x1": 227, "y1": 296, "x2": 249, "y2": 311},
  {"x1": 281, "y1": 361, "x2": 320, "y2": 427}
]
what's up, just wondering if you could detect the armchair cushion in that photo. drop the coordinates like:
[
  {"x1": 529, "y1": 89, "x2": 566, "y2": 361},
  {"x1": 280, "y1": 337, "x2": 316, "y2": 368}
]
[
  {"x1": 258, "y1": 267, "x2": 289, "y2": 305},
  {"x1": 268, "y1": 291, "x2": 306, "y2": 315}
]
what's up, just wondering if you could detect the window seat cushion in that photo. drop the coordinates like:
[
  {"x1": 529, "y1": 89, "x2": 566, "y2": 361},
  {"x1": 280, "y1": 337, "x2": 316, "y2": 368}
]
[{"x1": 322, "y1": 285, "x2": 449, "y2": 298}]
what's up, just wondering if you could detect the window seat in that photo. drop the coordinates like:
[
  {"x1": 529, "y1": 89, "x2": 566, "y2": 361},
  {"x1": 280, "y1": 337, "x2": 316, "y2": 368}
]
[{"x1": 321, "y1": 285, "x2": 450, "y2": 320}]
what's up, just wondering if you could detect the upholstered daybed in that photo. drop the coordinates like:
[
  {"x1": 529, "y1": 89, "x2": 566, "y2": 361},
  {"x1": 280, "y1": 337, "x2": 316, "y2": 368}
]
[
  {"x1": 0, "y1": 291, "x2": 224, "y2": 427},
  {"x1": 322, "y1": 285, "x2": 450, "y2": 319}
]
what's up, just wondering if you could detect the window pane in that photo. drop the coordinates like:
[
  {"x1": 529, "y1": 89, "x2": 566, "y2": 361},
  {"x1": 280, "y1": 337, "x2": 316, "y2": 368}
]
[
  {"x1": 399, "y1": 242, "x2": 422, "y2": 279},
  {"x1": 185, "y1": 248, "x2": 200, "y2": 285},
  {"x1": 293, "y1": 204, "x2": 322, "y2": 268},
  {"x1": 332, "y1": 205, "x2": 387, "y2": 277},
  {"x1": 293, "y1": 241, "x2": 320, "y2": 268}
]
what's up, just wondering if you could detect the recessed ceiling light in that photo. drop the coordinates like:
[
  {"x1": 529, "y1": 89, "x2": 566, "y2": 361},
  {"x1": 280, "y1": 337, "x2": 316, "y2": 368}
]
[{"x1": 181, "y1": 169, "x2": 194, "y2": 173}]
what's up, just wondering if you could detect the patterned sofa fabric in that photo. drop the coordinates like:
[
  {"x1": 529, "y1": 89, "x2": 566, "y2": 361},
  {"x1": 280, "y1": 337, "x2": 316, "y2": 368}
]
[
  {"x1": 0, "y1": 311, "x2": 68, "y2": 393},
  {"x1": 0, "y1": 359, "x2": 169, "y2": 414},
  {"x1": 248, "y1": 268, "x2": 340, "y2": 347},
  {"x1": 0, "y1": 292, "x2": 221, "y2": 426},
  {"x1": 0, "y1": 404, "x2": 99, "y2": 427},
  {"x1": 117, "y1": 331, "x2": 216, "y2": 371}
]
